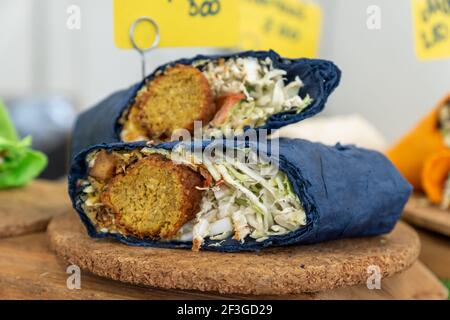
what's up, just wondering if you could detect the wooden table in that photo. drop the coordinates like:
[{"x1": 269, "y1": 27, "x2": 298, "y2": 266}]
[
  {"x1": 403, "y1": 195, "x2": 450, "y2": 237},
  {"x1": 415, "y1": 227, "x2": 450, "y2": 280},
  {"x1": 0, "y1": 232, "x2": 447, "y2": 300},
  {"x1": 0, "y1": 180, "x2": 70, "y2": 238}
]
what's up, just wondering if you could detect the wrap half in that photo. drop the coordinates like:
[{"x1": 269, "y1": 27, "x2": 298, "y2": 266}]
[
  {"x1": 387, "y1": 94, "x2": 450, "y2": 190},
  {"x1": 422, "y1": 150, "x2": 450, "y2": 208},
  {"x1": 68, "y1": 138, "x2": 411, "y2": 252},
  {"x1": 71, "y1": 50, "x2": 341, "y2": 157}
]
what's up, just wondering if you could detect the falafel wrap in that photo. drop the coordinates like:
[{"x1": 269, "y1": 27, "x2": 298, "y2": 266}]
[
  {"x1": 387, "y1": 94, "x2": 450, "y2": 191},
  {"x1": 69, "y1": 138, "x2": 411, "y2": 252},
  {"x1": 71, "y1": 50, "x2": 341, "y2": 157}
]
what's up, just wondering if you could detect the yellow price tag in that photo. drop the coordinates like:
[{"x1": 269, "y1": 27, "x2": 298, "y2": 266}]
[
  {"x1": 239, "y1": 0, "x2": 322, "y2": 58},
  {"x1": 412, "y1": 0, "x2": 450, "y2": 60},
  {"x1": 114, "y1": 0, "x2": 239, "y2": 49}
]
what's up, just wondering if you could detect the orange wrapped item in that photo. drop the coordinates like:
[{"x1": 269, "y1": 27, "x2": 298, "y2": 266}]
[
  {"x1": 422, "y1": 150, "x2": 450, "y2": 207},
  {"x1": 387, "y1": 94, "x2": 450, "y2": 190}
]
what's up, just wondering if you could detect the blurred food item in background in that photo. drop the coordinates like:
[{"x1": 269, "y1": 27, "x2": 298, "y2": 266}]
[
  {"x1": 0, "y1": 99, "x2": 47, "y2": 188},
  {"x1": 422, "y1": 150, "x2": 450, "y2": 209},
  {"x1": 400, "y1": 95, "x2": 450, "y2": 236},
  {"x1": 271, "y1": 114, "x2": 387, "y2": 152},
  {"x1": 387, "y1": 94, "x2": 450, "y2": 191},
  {"x1": 443, "y1": 280, "x2": 450, "y2": 296},
  {"x1": 6, "y1": 95, "x2": 76, "y2": 180}
]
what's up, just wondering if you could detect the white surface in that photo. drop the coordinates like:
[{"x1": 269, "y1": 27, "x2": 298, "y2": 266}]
[
  {"x1": 272, "y1": 114, "x2": 388, "y2": 152},
  {"x1": 0, "y1": 0, "x2": 33, "y2": 94}
]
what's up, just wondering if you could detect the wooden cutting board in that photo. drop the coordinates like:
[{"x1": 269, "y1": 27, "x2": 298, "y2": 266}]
[
  {"x1": 403, "y1": 194, "x2": 450, "y2": 237},
  {"x1": 47, "y1": 212, "x2": 422, "y2": 295},
  {"x1": 0, "y1": 230, "x2": 446, "y2": 299},
  {"x1": 0, "y1": 180, "x2": 70, "y2": 238}
]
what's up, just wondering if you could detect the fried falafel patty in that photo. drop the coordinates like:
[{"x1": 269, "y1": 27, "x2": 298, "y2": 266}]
[
  {"x1": 121, "y1": 65, "x2": 215, "y2": 142},
  {"x1": 82, "y1": 150, "x2": 204, "y2": 239},
  {"x1": 78, "y1": 145, "x2": 306, "y2": 251}
]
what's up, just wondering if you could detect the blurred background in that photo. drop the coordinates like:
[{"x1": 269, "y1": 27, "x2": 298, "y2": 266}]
[{"x1": 0, "y1": 0, "x2": 449, "y2": 179}]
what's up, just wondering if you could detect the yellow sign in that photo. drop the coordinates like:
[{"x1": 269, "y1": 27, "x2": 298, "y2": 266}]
[
  {"x1": 412, "y1": 0, "x2": 450, "y2": 60},
  {"x1": 114, "y1": 0, "x2": 239, "y2": 49},
  {"x1": 239, "y1": 0, "x2": 322, "y2": 58}
]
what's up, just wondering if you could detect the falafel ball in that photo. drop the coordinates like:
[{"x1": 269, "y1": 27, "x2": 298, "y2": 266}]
[
  {"x1": 122, "y1": 64, "x2": 216, "y2": 141},
  {"x1": 98, "y1": 153, "x2": 204, "y2": 239}
]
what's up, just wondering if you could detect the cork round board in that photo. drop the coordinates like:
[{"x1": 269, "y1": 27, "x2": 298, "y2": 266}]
[
  {"x1": 48, "y1": 212, "x2": 420, "y2": 295},
  {"x1": 0, "y1": 180, "x2": 70, "y2": 238},
  {"x1": 403, "y1": 194, "x2": 450, "y2": 237}
]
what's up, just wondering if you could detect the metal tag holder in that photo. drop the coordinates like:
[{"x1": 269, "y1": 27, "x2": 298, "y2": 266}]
[{"x1": 129, "y1": 17, "x2": 161, "y2": 80}]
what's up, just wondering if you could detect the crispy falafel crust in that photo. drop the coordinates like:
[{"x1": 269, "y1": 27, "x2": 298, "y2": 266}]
[
  {"x1": 99, "y1": 154, "x2": 204, "y2": 239},
  {"x1": 123, "y1": 64, "x2": 216, "y2": 141}
]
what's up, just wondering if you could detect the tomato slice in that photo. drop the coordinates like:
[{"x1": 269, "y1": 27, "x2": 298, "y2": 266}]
[{"x1": 211, "y1": 93, "x2": 246, "y2": 126}]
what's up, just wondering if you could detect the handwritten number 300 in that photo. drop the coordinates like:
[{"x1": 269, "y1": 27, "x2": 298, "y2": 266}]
[{"x1": 189, "y1": 0, "x2": 221, "y2": 17}]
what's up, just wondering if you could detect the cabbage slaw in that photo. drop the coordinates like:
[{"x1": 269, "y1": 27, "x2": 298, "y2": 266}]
[
  {"x1": 199, "y1": 57, "x2": 313, "y2": 137},
  {"x1": 165, "y1": 145, "x2": 307, "y2": 251}
]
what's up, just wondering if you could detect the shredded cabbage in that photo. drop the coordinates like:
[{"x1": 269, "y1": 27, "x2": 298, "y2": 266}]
[
  {"x1": 200, "y1": 57, "x2": 313, "y2": 137},
  {"x1": 170, "y1": 146, "x2": 307, "y2": 250}
]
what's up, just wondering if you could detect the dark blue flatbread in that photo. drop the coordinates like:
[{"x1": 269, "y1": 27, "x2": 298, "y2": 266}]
[
  {"x1": 68, "y1": 138, "x2": 412, "y2": 252},
  {"x1": 71, "y1": 50, "x2": 341, "y2": 158}
]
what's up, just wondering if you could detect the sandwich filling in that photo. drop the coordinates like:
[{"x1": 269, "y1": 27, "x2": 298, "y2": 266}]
[
  {"x1": 120, "y1": 57, "x2": 313, "y2": 142},
  {"x1": 438, "y1": 101, "x2": 450, "y2": 209},
  {"x1": 78, "y1": 146, "x2": 307, "y2": 251}
]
